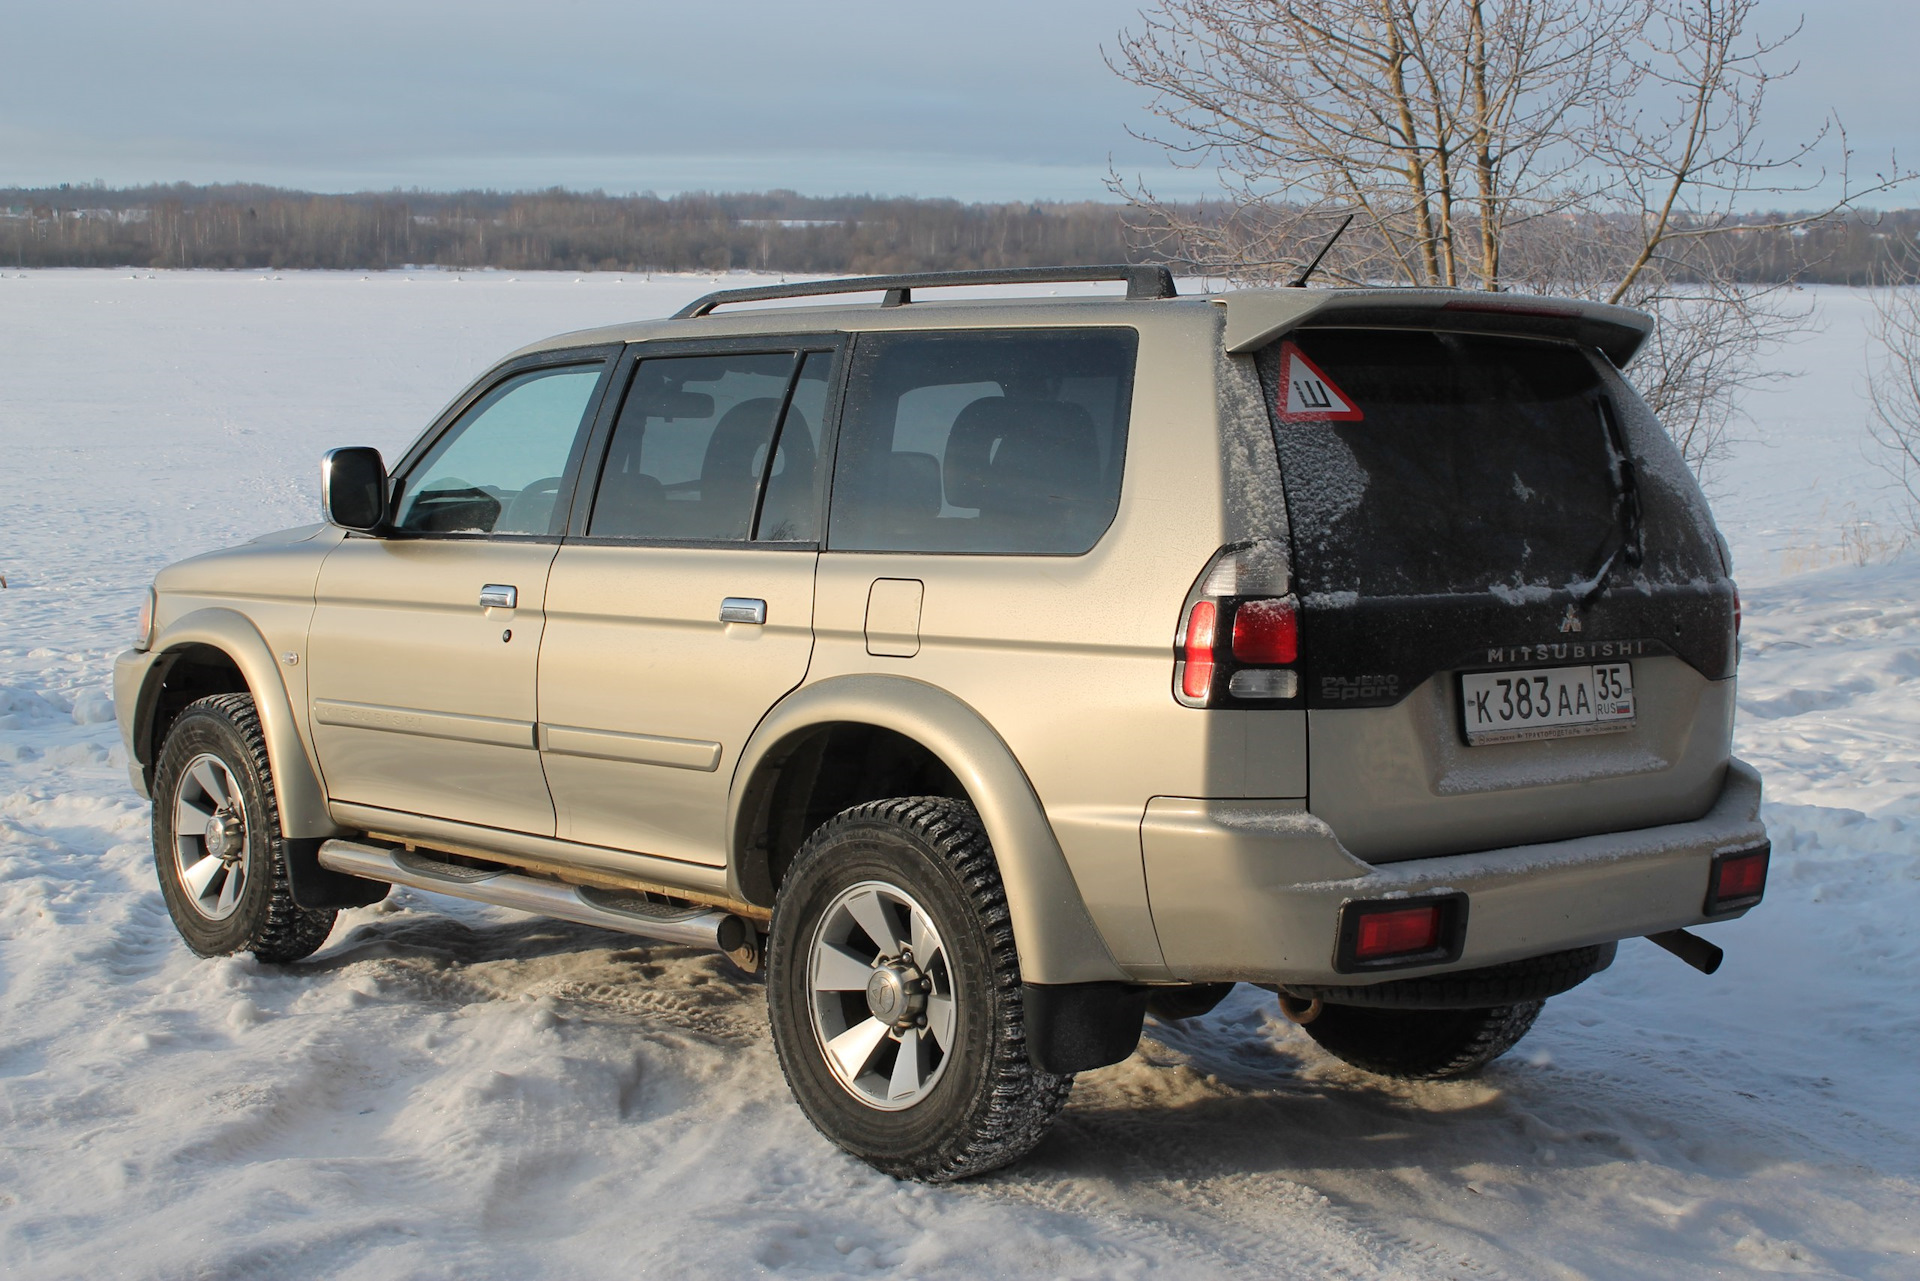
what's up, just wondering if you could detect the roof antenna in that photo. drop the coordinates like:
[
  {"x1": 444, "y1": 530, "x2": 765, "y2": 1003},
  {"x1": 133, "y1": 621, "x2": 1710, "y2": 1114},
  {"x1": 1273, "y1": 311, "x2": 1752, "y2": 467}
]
[{"x1": 1287, "y1": 214, "x2": 1355, "y2": 288}]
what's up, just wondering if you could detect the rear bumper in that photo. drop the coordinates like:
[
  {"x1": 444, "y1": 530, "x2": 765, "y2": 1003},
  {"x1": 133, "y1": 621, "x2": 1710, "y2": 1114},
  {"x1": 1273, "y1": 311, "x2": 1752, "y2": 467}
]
[{"x1": 1141, "y1": 758, "x2": 1766, "y2": 986}]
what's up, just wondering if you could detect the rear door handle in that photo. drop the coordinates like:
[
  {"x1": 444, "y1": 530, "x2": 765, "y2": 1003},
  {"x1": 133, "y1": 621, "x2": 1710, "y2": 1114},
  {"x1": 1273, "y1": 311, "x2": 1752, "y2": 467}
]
[
  {"x1": 719, "y1": 597, "x2": 767, "y2": 625},
  {"x1": 480, "y1": 584, "x2": 518, "y2": 610}
]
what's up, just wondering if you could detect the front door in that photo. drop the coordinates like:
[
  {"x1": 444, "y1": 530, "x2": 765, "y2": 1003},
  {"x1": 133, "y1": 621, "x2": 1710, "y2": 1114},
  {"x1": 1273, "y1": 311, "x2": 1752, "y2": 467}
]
[
  {"x1": 537, "y1": 342, "x2": 837, "y2": 865},
  {"x1": 307, "y1": 354, "x2": 611, "y2": 834}
]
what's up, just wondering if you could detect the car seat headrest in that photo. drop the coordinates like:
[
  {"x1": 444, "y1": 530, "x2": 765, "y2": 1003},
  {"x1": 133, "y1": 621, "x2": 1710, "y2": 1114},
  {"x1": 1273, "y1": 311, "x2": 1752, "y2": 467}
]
[{"x1": 943, "y1": 397, "x2": 1101, "y2": 514}]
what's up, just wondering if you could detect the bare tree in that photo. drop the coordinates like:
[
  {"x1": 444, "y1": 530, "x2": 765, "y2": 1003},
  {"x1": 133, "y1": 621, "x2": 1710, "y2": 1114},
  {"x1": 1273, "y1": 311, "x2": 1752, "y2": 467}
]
[
  {"x1": 1868, "y1": 254, "x2": 1920, "y2": 535},
  {"x1": 1109, "y1": 0, "x2": 1910, "y2": 477}
]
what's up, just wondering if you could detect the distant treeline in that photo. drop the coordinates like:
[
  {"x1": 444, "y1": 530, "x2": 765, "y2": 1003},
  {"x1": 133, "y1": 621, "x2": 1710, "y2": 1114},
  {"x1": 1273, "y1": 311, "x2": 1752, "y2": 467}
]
[{"x1": 3, "y1": 182, "x2": 1917, "y2": 283}]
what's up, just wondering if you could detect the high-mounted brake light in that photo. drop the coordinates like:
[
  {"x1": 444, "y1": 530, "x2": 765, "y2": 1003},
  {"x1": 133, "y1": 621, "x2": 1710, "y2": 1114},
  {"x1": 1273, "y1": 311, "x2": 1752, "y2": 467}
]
[
  {"x1": 1441, "y1": 299, "x2": 1578, "y2": 320},
  {"x1": 1174, "y1": 541, "x2": 1301, "y2": 707}
]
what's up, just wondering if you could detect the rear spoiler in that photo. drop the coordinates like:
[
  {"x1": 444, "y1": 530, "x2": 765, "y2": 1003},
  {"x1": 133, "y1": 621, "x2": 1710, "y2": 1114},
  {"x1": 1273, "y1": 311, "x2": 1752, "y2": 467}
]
[{"x1": 1219, "y1": 288, "x2": 1653, "y2": 368}]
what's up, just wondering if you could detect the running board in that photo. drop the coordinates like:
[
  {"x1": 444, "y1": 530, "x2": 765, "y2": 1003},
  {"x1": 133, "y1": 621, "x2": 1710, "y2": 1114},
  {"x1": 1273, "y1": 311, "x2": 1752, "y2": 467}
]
[{"x1": 317, "y1": 838, "x2": 761, "y2": 970}]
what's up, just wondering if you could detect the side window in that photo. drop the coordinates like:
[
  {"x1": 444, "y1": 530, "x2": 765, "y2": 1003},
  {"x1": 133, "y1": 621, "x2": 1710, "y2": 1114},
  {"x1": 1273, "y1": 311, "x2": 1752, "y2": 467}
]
[
  {"x1": 828, "y1": 330, "x2": 1136, "y2": 555},
  {"x1": 393, "y1": 364, "x2": 604, "y2": 535},
  {"x1": 756, "y1": 350, "x2": 833, "y2": 542},
  {"x1": 587, "y1": 350, "x2": 827, "y2": 543}
]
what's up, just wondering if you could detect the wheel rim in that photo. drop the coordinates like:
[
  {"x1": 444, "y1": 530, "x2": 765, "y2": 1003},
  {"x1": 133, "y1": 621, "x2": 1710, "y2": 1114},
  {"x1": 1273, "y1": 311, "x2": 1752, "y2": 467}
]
[
  {"x1": 171, "y1": 752, "x2": 250, "y2": 921},
  {"x1": 806, "y1": 879, "x2": 957, "y2": 1111}
]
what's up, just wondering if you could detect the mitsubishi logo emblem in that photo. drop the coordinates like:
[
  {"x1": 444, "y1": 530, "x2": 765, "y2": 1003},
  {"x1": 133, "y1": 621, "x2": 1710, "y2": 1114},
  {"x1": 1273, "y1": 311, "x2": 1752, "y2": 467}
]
[{"x1": 1558, "y1": 604, "x2": 1583, "y2": 634}]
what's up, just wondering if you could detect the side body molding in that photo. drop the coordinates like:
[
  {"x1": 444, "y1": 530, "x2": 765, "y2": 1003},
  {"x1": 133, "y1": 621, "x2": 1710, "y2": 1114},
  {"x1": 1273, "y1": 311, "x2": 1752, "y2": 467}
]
[
  {"x1": 124, "y1": 607, "x2": 345, "y2": 839},
  {"x1": 729, "y1": 674, "x2": 1129, "y2": 986}
]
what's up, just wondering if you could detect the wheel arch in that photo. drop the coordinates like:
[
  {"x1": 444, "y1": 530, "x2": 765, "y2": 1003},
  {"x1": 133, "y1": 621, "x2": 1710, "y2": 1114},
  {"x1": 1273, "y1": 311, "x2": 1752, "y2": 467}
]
[
  {"x1": 729, "y1": 674, "x2": 1127, "y2": 986},
  {"x1": 134, "y1": 608, "x2": 343, "y2": 839}
]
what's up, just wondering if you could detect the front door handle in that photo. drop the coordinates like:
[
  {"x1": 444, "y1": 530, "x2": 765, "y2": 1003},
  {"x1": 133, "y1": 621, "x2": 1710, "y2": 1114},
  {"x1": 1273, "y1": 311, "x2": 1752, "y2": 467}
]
[
  {"x1": 480, "y1": 584, "x2": 518, "y2": 610},
  {"x1": 719, "y1": 597, "x2": 767, "y2": 625}
]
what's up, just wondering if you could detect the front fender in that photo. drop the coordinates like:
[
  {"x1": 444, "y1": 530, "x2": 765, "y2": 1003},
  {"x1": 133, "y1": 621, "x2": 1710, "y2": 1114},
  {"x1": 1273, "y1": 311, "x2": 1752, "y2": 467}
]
[
  {"x1": 729, "y1": 674, "x2": 1128, "y2": 986},
  {"x1": 130, "y1": 608, "x2": 345, "y2": 839}
]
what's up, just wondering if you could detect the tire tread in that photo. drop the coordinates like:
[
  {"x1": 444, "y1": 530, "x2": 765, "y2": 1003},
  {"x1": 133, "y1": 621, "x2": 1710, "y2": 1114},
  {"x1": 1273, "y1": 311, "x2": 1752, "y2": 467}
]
[
  {"x1": 772, "y1": 796, "x2": 1073, "y2": 1182},
  {"x1": 156, "y1": 693, "x2": 335, "y2": 963},
  {"x1": 1302, "y1": 1000, "x2": 1543, "y2": 1081}
]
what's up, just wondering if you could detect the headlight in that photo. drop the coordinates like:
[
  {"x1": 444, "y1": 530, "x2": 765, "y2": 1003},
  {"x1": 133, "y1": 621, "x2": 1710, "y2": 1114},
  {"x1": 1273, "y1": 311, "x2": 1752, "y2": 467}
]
[{"x1": 135, "y1": 586, "x2": 156, "y2": 651}]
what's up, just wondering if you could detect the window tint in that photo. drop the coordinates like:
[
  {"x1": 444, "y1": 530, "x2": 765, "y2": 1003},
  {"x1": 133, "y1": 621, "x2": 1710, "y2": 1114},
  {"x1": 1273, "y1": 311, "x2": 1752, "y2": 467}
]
[
  {"x1": 588, "y1": 352, "x2": 814, "y2": 542},
  {"x1": 829, "y1": 330, "x2": 1135, "y2": 554},
  {"x1": 756, "y1": 351, "x2": 832, "y2": 542},
  {"x1": 394, "y1": 364, "x2": 603, "y2": 535}
]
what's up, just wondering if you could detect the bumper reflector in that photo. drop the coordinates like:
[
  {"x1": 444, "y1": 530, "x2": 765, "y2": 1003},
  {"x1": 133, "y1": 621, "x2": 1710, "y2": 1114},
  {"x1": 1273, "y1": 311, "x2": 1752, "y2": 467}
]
[
  {"x1": 1334, "y1": 892, "x2": 1468, "y2": 973},
  {"x1": 1356, "y1": 906, "x2": 1440, "y2": 959},
  {"x1": 1705, "y1": 844, "x2": 1769, "y2": 915}
]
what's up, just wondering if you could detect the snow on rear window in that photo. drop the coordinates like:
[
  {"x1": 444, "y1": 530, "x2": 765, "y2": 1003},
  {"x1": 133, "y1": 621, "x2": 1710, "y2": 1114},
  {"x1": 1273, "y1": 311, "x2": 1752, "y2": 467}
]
[{"x1": 1256, "y1": 329, "x2": 1716, "y2": 599}]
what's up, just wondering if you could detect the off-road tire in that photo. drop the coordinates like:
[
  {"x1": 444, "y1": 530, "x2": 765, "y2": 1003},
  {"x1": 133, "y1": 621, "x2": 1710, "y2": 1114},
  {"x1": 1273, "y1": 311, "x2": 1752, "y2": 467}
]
[
  {"x1": 1301, "y1": 1000, "x2": 1544, "y2": 1081},
  {"x1": 151, "y1": 693, "x2": 336, "y2": 962},
  {"x1": 1280, "y1": 944, "x2": 1613, "y2": 1009},
  {"x1": 766, "y1": 797, "x2": 1074, "y2": 1182}
]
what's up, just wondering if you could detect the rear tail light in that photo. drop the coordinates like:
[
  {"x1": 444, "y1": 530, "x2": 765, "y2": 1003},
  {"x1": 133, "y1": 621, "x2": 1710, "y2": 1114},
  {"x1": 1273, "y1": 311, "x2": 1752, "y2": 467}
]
[
  {"x1": 1180, "y1": 601, "x2": 1217, "y2": 700},
  {"x1": 1334, "y1": 893, "x2": 1468, "y2": 973},
  {"x1": 1174, "y1": 541, "x2": 1300, "y2": 707},
  {"x1": 1232, "y1": 598, "x2": 1298, "y2": 664},
  {"x1": 1705, "y1": 844, "x2": 1769, "y2": 915}
]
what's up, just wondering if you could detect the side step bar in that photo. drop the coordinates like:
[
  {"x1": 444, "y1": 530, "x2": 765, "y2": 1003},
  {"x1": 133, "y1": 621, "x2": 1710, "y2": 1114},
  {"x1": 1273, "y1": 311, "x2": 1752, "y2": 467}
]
[{"x1": 317, "y1": 839, "x2": 762, "y2": 970}]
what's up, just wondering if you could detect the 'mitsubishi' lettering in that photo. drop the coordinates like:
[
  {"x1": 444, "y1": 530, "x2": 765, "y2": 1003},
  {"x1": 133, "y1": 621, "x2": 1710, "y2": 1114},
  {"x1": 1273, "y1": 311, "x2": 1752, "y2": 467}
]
[{"x1": 1486, "y1": 639, "x2": 1646, "y2": 666}]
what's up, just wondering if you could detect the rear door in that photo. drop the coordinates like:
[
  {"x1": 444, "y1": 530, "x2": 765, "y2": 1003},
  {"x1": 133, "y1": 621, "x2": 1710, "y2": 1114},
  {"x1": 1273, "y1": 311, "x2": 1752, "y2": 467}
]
[
  {"x1": 1256, "y1": 328, "x2": 1738, "y2": 860},
  {"x1": 307, "y1": 350, "x2": 613, "y2": 834},
  {"x1": 535, "y1": 338, "x2": 838, "y2": 866}
]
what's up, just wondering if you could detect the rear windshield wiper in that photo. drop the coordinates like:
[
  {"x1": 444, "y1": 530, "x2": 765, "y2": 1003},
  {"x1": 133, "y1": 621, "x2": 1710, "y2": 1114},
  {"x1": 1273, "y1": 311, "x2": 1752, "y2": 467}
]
[{"x1": 1576, "y1": 395, "x2": 1644, "y2": 607}]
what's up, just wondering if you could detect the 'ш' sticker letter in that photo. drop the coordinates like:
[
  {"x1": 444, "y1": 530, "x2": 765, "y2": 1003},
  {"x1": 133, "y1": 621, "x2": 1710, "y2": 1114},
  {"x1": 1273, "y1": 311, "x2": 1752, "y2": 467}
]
[{"x1": 1275, "y1": 341, "x2": 1363, "y2": 422}]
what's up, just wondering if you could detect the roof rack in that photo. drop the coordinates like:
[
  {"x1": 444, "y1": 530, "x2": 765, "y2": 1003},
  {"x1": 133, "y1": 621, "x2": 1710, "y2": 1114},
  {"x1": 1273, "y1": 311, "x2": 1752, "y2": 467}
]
[{"x1": 671, "y1": 264, "x2": 1178, "y2": 319}]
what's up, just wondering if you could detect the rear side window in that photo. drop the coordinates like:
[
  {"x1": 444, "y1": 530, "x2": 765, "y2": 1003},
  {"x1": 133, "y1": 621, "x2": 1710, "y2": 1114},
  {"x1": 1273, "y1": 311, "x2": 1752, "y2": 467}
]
[
  {"x1": 829, "y1": 329, "x2": 1136, "y2": 554},
  {"x1": 1257, "y1": 330, "x2": 1718, "y2": 599},
  {"x1": 588, "y1": 351, "x2": 821, "y2": 542}
]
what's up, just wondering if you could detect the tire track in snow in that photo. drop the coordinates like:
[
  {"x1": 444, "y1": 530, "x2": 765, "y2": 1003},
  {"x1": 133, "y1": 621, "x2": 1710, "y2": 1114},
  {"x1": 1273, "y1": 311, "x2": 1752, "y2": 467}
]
[{"x1": 964, "y1": 1017, "x2": 1514, "y2": 1281}]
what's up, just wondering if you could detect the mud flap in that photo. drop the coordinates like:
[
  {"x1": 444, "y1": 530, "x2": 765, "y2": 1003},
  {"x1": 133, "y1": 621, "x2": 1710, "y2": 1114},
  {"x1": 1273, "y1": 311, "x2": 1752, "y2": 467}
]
[
  {"x1": 284, "y1": 837, "x2": 390, "y2": 910},
  {"x1": 1024, "y1": 981, "x2": 1149, "y2": 1074}
]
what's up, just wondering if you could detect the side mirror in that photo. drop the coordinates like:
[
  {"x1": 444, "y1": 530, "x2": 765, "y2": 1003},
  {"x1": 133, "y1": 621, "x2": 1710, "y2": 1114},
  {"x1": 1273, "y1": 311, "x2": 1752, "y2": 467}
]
[{"x1": 322, "y1": 447, "x2": 388, "y2": 533}]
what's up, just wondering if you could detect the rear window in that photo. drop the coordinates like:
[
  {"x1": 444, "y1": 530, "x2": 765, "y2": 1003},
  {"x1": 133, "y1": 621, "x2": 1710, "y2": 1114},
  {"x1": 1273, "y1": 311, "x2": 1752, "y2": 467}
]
[
  {"x1": 828, "y1": 329, "x2": 1135, "y2": 555},
  {"x1": 1257, "y1": 329, "x2": 1718, "y2": 599}
]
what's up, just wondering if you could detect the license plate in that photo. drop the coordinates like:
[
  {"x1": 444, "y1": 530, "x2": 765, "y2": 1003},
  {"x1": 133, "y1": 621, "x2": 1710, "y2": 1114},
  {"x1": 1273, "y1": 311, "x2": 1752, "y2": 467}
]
[{"x1": 1460, "y1": 663, "x2": 1635, "y2": 744}]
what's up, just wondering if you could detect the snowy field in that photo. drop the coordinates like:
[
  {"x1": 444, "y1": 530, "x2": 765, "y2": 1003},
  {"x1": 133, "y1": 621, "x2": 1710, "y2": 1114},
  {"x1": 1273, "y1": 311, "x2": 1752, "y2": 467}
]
[{"x1": 1, "y1": 270, "x2": 1916, "y2": 1279}]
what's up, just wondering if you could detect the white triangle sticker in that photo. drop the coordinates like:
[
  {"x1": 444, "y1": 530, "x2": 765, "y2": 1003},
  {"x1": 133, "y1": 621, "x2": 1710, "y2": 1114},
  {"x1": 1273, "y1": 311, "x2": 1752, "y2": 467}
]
[{"x1": 1275, "y1": 341, "x2": 1363, "y2": 422}]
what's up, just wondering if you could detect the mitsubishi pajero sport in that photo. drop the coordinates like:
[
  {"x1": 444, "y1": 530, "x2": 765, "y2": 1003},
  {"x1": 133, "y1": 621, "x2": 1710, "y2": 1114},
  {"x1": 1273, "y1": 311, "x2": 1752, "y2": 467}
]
[{"x1": 116, "y1": 266, "x2": 1770, "y2": 1181}]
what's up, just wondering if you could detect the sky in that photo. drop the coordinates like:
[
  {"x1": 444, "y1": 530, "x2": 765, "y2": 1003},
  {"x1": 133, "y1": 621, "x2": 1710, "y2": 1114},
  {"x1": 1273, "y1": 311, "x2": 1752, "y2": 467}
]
[{"x1": 2, "y1": 0, "x2": 1911, "y2": 204}]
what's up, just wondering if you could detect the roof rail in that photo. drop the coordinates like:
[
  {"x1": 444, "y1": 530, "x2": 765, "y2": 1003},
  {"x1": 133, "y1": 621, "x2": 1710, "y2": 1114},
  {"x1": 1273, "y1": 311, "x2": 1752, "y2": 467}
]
[{"x1": 671, "y1": 264, "x2": 1178, "y2": 319}]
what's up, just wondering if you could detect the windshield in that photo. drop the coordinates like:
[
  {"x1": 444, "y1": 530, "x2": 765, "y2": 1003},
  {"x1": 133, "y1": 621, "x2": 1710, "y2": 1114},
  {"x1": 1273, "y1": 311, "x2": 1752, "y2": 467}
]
[{"x1": 1256, "y1": 328, "x2": 1718, "y2": 600}]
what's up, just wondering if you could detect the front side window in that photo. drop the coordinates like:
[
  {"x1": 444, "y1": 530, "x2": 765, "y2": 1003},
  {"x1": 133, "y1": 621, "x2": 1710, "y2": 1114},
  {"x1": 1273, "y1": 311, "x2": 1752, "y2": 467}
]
[
  {"x1": 828, "y1": 329, "x2": 1136, "y2": 555},
  {"x1": 393, "y1": 363, "x2": 604, "y2": 535},
  {"x1": 587, "y1": 350, "x2": 826, "y2": 542}
]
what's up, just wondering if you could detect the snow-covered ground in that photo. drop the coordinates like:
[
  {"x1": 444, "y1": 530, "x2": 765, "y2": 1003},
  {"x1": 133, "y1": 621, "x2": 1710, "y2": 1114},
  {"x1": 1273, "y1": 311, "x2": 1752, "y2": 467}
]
[{"x1": 1, "y1": 271, "x2": 1915, "y2": 1279}]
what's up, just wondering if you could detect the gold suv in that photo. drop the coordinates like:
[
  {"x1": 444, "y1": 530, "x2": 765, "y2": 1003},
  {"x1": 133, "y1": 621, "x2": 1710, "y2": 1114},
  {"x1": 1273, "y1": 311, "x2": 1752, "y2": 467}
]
[{"x1": 116, "y1": 266, "x2": 1769, "y2": 1180}]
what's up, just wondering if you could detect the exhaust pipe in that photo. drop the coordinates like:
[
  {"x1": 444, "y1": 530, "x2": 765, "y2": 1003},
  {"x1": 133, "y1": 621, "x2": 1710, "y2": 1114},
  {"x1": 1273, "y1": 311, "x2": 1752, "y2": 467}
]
[
  {"x1": 1276, "y1": 994, "x2": 1323, "y2": 1025},
  {"x1": 1645, "y1": 928, "x2": 1723, "y2": 975},
  {"x1": 318, "y1": 839, "x2": 762, "y2": 971}
]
